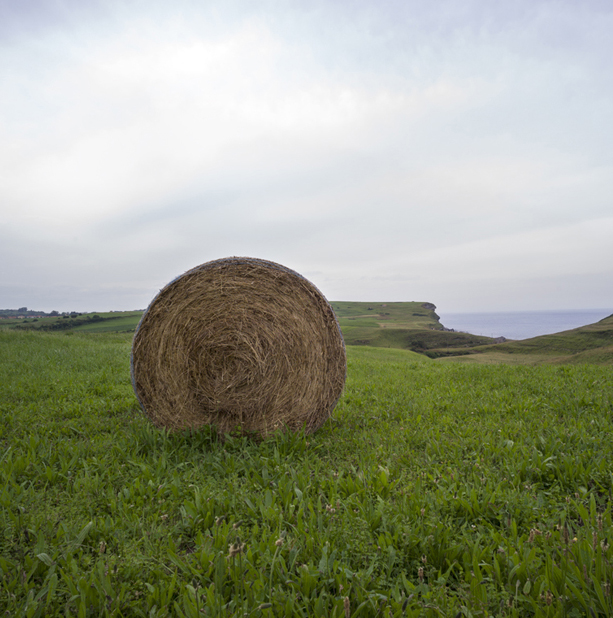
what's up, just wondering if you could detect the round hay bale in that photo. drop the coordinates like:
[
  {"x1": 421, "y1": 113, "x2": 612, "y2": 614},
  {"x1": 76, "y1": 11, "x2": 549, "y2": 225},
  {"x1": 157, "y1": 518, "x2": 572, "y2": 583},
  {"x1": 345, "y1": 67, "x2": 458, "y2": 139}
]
[{"x1": 131, "y1": 257, "x2": 346, "y2": 437}]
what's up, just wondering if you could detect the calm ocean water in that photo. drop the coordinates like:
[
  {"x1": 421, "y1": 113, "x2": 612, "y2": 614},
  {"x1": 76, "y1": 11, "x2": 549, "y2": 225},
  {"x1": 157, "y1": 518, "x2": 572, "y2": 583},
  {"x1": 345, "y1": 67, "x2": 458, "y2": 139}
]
[{"x1": 437, "y1": 309, "x2": 613, "y2": 341}]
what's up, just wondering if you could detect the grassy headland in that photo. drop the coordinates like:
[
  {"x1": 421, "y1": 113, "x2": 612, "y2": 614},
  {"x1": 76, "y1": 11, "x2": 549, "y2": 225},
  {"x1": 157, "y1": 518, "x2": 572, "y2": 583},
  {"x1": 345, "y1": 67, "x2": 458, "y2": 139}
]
[
  {"x1": 333, "y1": 302, "x2": 498, "y2": 357},
  {"x1": 334, "y1": 303, "x2": 613, "y2": 365}
]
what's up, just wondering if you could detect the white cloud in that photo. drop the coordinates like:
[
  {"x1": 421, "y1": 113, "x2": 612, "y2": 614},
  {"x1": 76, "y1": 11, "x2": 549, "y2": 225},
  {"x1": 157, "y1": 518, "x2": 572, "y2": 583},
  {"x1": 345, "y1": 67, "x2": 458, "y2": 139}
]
[
  {"x1": 404, "y1": 217, "x2": 613, "y2": 279},
  {"x1": 1, "y1": 0, "x2": 612, "y2": 312}
]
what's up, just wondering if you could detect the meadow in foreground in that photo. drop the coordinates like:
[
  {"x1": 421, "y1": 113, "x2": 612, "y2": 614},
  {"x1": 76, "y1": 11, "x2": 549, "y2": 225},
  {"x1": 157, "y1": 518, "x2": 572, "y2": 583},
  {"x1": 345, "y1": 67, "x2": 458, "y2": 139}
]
[{"x1": 1, "y1": 330, "x2": 612, "y2": 617}]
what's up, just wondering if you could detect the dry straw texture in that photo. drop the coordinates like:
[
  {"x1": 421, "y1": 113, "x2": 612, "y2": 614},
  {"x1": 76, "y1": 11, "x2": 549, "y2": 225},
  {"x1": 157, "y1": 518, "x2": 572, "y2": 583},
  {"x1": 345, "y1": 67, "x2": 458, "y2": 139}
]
[{"x1": 131, "y1": 257, "x2": 346, "y2": 437}]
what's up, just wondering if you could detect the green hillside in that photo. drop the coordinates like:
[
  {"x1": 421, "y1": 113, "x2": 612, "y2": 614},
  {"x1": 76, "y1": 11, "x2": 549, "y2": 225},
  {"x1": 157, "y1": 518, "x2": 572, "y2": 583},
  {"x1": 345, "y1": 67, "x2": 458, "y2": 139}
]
[
  {"x1": 4, "y1": 302, "x2": 611, "y2": 364},
  {"x1": 70, "y1": 313, "x2": 143, "y2": 333},
  {"x1": 5, "y1": 302, "x2": 494, "y2": 358},
  {"x1": 333, "y1": 301, "x2": 499, "y2": 355},
  {"x1": 440, "y1": 313, "x2": 613, "y2": 365},
  {"x1": 0, "y1": 311, "x2": 143, "y2": 333}
]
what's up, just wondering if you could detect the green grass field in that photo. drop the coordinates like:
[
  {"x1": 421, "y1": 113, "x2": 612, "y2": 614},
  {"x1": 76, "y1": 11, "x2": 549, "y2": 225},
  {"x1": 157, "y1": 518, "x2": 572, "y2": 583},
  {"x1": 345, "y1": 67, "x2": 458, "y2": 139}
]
[{"x1": 2, "y1": 330, "x2": 613, "y2": 616}]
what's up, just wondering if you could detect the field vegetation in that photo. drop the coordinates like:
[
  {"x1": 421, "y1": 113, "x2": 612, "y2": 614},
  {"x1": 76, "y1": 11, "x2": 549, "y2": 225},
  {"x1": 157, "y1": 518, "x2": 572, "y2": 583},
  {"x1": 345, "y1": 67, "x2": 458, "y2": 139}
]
[{"x1": 1, "y1": 329, "x2": 613, "y2": 616}]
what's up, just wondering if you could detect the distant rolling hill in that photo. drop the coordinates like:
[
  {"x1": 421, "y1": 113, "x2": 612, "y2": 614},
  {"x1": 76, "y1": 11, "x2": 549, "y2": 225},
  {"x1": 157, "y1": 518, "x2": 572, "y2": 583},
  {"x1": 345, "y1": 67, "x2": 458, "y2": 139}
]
[
  {"x1": 0, "y1": 311, "x2": 143, "y2": 333},
  {"x1": 4, "y1": 302, "x2": 611, "y2": 364},
  {"x1": 334, "y1": 302, "x2": 613, "y2": 365},
  {"x1": 440, "y1": 312, "x2": 613, "y2": 365}
]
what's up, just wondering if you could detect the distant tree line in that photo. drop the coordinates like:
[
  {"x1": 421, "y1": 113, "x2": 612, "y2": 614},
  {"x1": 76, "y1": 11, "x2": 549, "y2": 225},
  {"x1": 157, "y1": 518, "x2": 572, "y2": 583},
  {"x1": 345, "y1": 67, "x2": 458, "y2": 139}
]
[
  {"x1": 9, "y1": 314, "x2": 108, "y2": 331},
  {"x1": 0, "y1": 308, "x2": 82, "y2": 318}
]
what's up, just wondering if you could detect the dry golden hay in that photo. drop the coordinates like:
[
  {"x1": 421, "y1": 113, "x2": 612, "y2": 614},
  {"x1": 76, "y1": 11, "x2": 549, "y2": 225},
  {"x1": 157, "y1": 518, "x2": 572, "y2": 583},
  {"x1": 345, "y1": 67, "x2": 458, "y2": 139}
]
[{"x1": 131, "y1": 257, "x2": 346, "y2": 437}]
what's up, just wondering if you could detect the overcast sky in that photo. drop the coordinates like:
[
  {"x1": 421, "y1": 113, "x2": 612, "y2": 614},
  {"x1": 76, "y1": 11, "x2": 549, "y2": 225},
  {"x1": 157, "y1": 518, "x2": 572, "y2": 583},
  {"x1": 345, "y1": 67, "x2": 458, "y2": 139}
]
[{"x1": 1, "y1": 0, "x2": 612, "y2": 313}]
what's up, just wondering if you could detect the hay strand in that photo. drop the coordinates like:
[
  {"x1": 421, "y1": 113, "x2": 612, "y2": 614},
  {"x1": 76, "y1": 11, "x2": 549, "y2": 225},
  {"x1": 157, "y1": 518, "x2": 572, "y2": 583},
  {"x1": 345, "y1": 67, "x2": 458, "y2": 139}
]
[{"x1": 131, "y1": 257, "x2": 346, "y2": 437}]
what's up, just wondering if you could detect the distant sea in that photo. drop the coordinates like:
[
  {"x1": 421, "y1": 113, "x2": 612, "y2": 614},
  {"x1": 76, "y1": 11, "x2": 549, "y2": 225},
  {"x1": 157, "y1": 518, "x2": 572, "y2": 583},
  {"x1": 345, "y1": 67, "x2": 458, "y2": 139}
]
[{"x1": 437, "y1": 309, "x2": 613, "y2": 341}]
